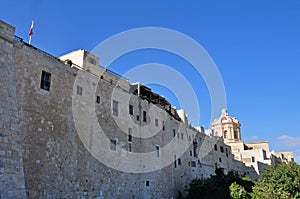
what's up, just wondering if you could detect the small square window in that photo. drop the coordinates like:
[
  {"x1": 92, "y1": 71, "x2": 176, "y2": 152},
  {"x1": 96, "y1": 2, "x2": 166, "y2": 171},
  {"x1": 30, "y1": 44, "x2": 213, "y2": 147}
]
[
  {"x1": 191, "y1": 161, "x2": 196, "y2": 167},
  {"x1": 96, "y1": 96, "x2": 100, "y2": 104},
  {"x1": 41, "y1": 71, "x2": 51, "y2": 91},
  {"x1": 77, "y1": 85, "x2": 83, "y2": 96}
]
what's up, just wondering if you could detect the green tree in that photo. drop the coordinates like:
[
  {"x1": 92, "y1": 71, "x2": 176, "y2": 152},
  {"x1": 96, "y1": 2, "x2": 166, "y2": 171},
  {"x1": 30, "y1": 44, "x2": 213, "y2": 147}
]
[
  {"x1": 186, "y1": 168, "x2": 254, "y2": 199},
  {"x1": 252, "y1": 162, "x2": 300, "y2": 199},
  {"x1": 229, "y1": 182, "x2": 250, "y2": 199}
]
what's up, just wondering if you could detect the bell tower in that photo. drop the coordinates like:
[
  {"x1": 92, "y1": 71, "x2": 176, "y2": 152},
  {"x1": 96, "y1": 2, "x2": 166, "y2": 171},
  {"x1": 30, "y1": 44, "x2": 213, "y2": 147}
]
[{"x1": 210, "y1": 108, "x2": 241, "y2": 142}]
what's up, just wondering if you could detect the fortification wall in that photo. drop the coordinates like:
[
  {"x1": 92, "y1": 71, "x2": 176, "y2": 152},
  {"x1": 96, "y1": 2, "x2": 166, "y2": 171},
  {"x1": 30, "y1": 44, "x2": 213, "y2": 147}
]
[
  {"x1": 0, "y1": 20, "x2": 27, "y2": 199},
  {"x1": 0, "y1": 20, "x2": 249, "y2": 199}
]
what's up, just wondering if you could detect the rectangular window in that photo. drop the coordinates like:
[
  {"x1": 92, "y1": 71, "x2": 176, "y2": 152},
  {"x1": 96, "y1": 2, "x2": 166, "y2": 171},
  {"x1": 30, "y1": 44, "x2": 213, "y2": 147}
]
[
  {"x1": 181, "y1": 133, "x2": 184, "y2": 140},
  {"x1": 129, "y1": 105, "x2": 133, "y2": 115},
  {"x1": 178, "y1": 158, "x2": 181, "y2": 166},
  {"x1": 156, "y1": 145, "x2": 160, "y2": 157},
  {"x1": 136, "y1": 115, "x2": 140, "y2": 121},
  {"x1": 162, "y1": 121, "x2": 165, "y2": 131},
  {"x1": 146, "y1": 180, "x2": 150, "y2": 187},
  {"x1": 96, "y1": 96, "x2": 100, "y2": 104},
  {"x1": 155, "y1": 119, "x2": 158, "y2": 127},
  {"x1": 191, "y1": 161, "x2": 196, "y2": 167},
  {"x1": 40, "y1": 71, "x2": 51, "y2": 91},
  {"x1": 128, "y1": 128, "x2": 132, "y2": 142},
  {"x1": 112, "y1": 100, "x2": 118, "y2": 116},
  {"x1": 220, "y1": 146, "x2": 224, "y2": 153},
  {"x1": 214, "y1": 144, "x2": 218, "y2": 151},
  {"x1": 110, "y1": 139, "x2": 116, "y2": 151},
  {"x1": 252, "y1": 157, "x2": 255, "y2": 162},
  {"x1": 128, "y1": 143, "x2": 132, "y2": 152},
  {"x1": 173, "y1": 129, "x2": 176, "y2": 137},
  {"x1": 143, "y1": 111, "x2": 147, "y2": 122},
  {"x1": 77, "y1": 85, "x2": 83, "y2": 96}
]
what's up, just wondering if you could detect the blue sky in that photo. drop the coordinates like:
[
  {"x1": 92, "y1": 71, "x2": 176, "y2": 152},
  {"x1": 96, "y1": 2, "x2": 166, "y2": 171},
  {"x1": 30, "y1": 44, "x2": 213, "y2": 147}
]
[{"x1": 1, "y1": 0, "x2": 300, "y2": 163}]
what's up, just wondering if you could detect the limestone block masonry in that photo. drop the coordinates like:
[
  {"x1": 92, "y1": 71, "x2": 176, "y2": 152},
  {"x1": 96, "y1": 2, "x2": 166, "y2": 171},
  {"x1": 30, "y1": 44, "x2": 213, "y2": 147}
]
[
  {"x1": 0, "y1": 20, "x2": 294, "y2": 199},
  {"x1": 0, "y1": 21, "x2": 27, "y2": 199}
]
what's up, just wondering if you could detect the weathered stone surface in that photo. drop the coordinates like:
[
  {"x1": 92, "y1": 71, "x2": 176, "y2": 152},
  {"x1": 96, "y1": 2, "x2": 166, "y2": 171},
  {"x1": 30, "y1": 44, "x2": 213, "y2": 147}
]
[{"x1": 0, "y1": 20, "x2": 263, "y2": 199}]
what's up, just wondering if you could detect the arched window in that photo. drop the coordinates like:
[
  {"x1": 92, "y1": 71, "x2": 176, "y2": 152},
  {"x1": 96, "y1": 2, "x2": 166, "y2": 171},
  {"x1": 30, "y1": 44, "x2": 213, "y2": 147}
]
[
  {"x1": 234, "y1": 131, "x2": 238, "y2": 139},
  {"x1": 224, "y1": 130, "x2": 228, "y2": 138}
]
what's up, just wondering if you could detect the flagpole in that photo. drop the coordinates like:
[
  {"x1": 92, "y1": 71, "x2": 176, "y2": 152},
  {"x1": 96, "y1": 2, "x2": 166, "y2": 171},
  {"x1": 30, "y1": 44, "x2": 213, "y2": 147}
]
[{"x1": 29, "y1": 20, "x2": 34, "y2": 45}]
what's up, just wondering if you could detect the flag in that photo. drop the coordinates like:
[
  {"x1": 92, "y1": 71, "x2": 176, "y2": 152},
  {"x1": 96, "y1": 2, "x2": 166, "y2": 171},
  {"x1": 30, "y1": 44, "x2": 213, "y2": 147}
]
[{"x1": 29, "y1": 20, "x2": 34, "y2": 36}]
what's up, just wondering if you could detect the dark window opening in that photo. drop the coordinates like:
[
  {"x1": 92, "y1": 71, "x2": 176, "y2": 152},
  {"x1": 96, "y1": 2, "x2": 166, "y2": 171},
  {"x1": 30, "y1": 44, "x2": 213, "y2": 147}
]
[
  {"x1": 146, "y1": 180, "x2": 150, "y2": 187},
  {"x1": 128, "y1": 128, "x2": 132, "y2": 142},
  {"x1": 193, "y1": 147, "x2": 197, "y2": 157},
  {"x1": 136, "y1": 115, "x2": 140, "y2": 121},
  {"x1": 96, "y1": 96, "x2": 100, "y2": 104},
  {"x1": 128, "y1": 143, "x2": 132, "y2": 152},
  {"x1": 214, "y1": 144, "x2": 218, "y2": 151},
  {"x1": 155, "y1": 119, "x2": 158, "y2": 127},
  {"x1": 156, "y1": 146, "x2": 160, "y2": 157},
  {"x1": 220, "y1": 146, "x2": 224, "y2": 153},
  {"x1": 191, "y1": 161, "x2": 196, "y2": 167},
  {"x1": 173, "y1": 129, "x2": 176, "y2": 137},
  {"x1": 178, "y1": 158, "x2": 181, "y2": 166},
  {"x1": 162, "y1": 121, "x2": 165, "y2": 131},
  {"x1": 129, "y1": 105, "x2": 133, "y2": 115},
  {"x1": 219, "y1": 157, "x2": 222, "y2": 162},
  {"x1": 226, "y1": 148, "x2": 228, "y2": 157},
  {"x1": 143, "y1": 111, "x2": 147, "y2": 122},
  {"x1": 40, "y1": 71, "x2": 51, "y2": 91},
  {"x1": 234, "y1": 131, "x2": 238, "y2": 139},
  {"x1": 224, "y1": 130, "x2": 228, "y2": 138}
]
